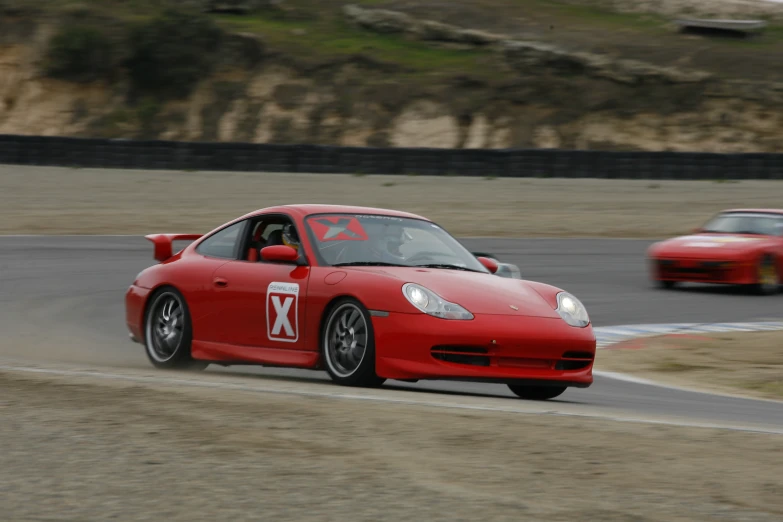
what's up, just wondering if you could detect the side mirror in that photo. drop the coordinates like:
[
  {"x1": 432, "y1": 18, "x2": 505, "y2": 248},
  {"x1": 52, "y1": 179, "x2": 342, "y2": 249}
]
[
  {"x1": 477, "y1": 256, "x2": 498, "y2": 274},
  {"x1": 260, "y1": 245, "x2": 299, "y2": 263}
]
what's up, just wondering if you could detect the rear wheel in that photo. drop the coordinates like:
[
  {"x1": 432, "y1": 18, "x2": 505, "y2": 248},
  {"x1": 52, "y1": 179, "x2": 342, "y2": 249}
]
[
  {"x1": 656, "y1": 280, "x2": 677, "y2": 290},
  {"x1": 322, "y1": 298, "x2": 385, "y2": 387},
  {"x1": 144, "y1": 287, "x2": 208, "y2": 370},
  {"x1": 752, "y1": 254, "x2": 779, "y2": 295},
  {"x1": 508, "y1": 384, "x2": 567, "y2": 401}
]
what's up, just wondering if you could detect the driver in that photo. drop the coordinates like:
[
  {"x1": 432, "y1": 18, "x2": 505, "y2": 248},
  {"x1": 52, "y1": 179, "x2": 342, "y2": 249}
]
[
  {"x1": 368, "y1": 223, "x2": 411, "y2": 264},
  {"x1": 282, "y1": 224, "x2": 300, "y2": 253}
]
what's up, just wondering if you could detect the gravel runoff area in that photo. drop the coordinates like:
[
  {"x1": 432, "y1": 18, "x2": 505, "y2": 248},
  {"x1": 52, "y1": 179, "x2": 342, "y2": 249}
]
[
  {"x1": 2, "y1": 164, "x2": 783, "y2": 237},
  {"x1": 598, "y1": 330, "x2": 783, "y2": 400},
  {"x1": 2, "y1": 366, "x2": 783, "y2": 522}
]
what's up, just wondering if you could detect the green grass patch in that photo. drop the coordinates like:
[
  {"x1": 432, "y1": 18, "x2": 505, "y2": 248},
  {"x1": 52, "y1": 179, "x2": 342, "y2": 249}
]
[
  {"x1": 23, "y1": 0, "x2": 783, "y2": 88},
  {"x1": 214, "y1": 13, "x2": 495, "y2": 77}
]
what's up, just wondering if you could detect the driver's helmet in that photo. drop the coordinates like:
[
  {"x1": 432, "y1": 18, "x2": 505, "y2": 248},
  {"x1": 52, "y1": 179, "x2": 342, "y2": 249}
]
[
  {"x1": 282, "y1": 224, "x2": 300, "y2": 252},
  {"x1": 369, "y1": 223, "x2": 411, "y2": 263}
]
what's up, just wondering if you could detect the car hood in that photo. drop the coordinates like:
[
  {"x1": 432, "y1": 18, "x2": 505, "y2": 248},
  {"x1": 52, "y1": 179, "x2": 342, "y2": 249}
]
[
  {"x1": 651, "y1": 233, "x2": 772, "y2": 256},
  {"x1": 351, "y1": 266, "x2": 561, "y2": 318}
]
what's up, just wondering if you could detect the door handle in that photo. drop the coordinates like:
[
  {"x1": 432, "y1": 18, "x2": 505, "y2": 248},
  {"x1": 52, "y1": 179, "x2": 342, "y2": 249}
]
[{"x1": 213, "y1": 277, "x2": 228, "y2": 288}]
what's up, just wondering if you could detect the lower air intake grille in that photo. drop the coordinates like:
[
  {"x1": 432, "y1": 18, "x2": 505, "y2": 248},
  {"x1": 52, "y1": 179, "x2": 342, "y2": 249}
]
[
  {"x1": 555, "y1": 351, "x2": 595, "y2": 371},
  {"x1": 431, "y1": 345, "x2": 490, "y2": 366}
]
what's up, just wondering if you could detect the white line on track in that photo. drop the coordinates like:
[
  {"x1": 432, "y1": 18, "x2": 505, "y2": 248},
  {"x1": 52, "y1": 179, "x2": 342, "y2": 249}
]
[
  {"x1": 594, "y1": 321, "x2": 783, "y2": 348},
  {"x1": 2, "y1": 364, "x2": 782, "y2": 435}
]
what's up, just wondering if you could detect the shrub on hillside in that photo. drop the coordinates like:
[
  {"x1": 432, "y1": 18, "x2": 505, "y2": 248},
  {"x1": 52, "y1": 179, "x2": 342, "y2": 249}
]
[
  {"x1": 44, "y1": 25, "x2": 116, "y2": 82},
  {"x1": 126, "y1": 9, "x2": 224, "y2": 99}
]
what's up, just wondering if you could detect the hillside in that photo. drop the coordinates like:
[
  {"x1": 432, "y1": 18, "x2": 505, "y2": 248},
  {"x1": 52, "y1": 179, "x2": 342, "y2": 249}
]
[{"x1": 2, "y1": 0, "x2": 783, "y2": 152}]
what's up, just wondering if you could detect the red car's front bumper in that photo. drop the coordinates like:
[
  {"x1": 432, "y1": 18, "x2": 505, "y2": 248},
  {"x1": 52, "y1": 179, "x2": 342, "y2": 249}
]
[
  {"x1": 372, "y1": 312, "x2": 596, "y2": 387},
  {"x1": 650, "y1": 257, "x2": 757, "y2": 285}
]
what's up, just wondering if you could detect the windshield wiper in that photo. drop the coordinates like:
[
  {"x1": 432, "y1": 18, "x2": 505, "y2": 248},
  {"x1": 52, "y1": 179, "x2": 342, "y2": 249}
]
[
  {"x1": 332, "y1": 261, "x2": 410, "y2": 267},
  {"x1": 414, "y1": 263, "x2": 483, "y2": 272}
]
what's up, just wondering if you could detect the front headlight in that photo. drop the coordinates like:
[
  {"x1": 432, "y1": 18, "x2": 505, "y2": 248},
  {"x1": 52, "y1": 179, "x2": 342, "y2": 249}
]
[
  {"x1": 402, "y1": 283, "x2": 474, "y2": 320},
  {"x1": 556, "y1": 291, "x2": 590, "y2": 328}
]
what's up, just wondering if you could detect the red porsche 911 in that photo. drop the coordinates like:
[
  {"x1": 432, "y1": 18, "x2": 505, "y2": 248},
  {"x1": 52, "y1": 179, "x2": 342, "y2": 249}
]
[
  {"x1": 125, "y1": 205, "x2": 596, "y2": 400},
  {"x1": 647, "y1": 208, "x2": 783, "y2": 295}
]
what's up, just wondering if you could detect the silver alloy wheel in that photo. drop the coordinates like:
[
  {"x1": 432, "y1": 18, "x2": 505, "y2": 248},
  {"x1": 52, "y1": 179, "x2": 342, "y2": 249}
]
[
  {"x1": 146, "y1": 292, "x2": 185, "y2": 363},
  {"x1": 324, "y1": 303, "x2": 369, "y2": 378}
]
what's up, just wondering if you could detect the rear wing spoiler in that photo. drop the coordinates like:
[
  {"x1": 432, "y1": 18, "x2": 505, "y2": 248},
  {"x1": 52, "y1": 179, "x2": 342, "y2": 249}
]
[{"x1": 145, "y1": 234, "x2": 203, "y2": 262}]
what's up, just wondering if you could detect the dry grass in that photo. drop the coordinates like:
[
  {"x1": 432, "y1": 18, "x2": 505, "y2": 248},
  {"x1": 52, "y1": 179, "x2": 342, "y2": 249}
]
[
  {"x1": 2, "y1": 367, "x2": 783, "y2": 521},
  {"x1": 598, "y1": 330, "x2": 783, "y2": 400},
  {"x1": 2, "y1": 165, "x2": 783, "y2": 237}
]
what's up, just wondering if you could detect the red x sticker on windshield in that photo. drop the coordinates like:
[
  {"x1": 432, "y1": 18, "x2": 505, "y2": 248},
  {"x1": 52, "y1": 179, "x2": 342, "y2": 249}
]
[{"x1": 308, "y1": 216, "x2": 368, "y2": 242}]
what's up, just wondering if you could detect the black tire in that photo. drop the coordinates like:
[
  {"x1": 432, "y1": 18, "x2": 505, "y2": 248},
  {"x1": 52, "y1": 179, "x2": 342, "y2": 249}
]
[
  {"x1": 507, "y1": 384, "x2": 567, "y2": 401},
  {"x1": 144, "y1": 287, "x2": 208, "y2": 371},
  {"x1": 321, "y1": 297, "x2": 385, "y2": 387},
  {"x1": 752, "y1": 254, "x2": 780, "y2": 296},
  {"x1": 656, "y1": 280, "x2": 677, "y2": 290}
]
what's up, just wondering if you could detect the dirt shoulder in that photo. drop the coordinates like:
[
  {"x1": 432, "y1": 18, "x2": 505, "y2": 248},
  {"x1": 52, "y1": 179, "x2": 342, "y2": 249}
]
[
  {"x1": 1, "y1": 367, "x2": 782, "y2": 521},
  {"x1": 597, "y1": 330, "x2": 783, "y2": 400},
  {"x1": 3, "y1": 164, "x2": 783, "y2": 237}
]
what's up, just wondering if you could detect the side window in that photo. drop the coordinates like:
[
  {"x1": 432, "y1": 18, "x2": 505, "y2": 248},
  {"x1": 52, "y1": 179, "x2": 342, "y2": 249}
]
[
  {"x1": 263, "y1": 224, "x2": 284, "y2": 241},
  {"x1": 242, "y1": 219, "x2": 294, "y2": 261},
  {"x1": 196, "y1": 221, "x2": 245, "y2": 259}
]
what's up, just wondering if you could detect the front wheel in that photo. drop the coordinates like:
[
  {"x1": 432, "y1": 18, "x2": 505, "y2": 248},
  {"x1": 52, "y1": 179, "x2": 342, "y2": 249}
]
[
  {"x1": 144, "y1": 287, "x2": 208, "y2": 371},
  {"x1": 507, "y1": 384, "x2": 567, "y2": 401},
  {"x1": 321, "y1": 298, "x2": 385, "y2": 387}
]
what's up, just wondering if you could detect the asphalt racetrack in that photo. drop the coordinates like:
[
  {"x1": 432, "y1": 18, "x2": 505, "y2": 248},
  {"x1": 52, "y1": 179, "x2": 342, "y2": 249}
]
[{"x1": 1, "y1": 235, "x2": 782, "y2": 432}]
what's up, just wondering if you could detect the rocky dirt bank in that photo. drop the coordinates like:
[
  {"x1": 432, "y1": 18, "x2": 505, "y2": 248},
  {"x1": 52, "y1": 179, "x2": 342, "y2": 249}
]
[{"x1": 2, "y1": 1, "x2": 783, "y2": 152}]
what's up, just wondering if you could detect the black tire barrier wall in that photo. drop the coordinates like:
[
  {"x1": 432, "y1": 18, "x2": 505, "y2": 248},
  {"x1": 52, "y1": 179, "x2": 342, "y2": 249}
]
[{"x1": 1, "y1": 134, "x2": 782, "y2": 179}]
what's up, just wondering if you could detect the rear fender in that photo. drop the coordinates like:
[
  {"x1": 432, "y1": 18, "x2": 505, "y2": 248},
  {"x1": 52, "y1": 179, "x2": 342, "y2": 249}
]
[{"x1": 145, "y1": 234, "x2": 203, "y2": 262}]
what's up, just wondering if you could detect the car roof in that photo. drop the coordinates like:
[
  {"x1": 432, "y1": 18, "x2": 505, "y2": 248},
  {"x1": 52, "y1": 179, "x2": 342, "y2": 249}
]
[
  {"x1": 240, "y1": 204, "x2": 431, "y2": 221},
  {"x1": 719, "y1": 208, "x2": 783, "y2": 216}
]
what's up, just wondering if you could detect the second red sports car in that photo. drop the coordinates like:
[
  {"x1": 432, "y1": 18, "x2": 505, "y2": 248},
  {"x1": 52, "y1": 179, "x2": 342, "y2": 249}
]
[
  {"x1": 126, "y1": 204, "x2": 596, "y2": 400},
  {"x1": 647, "y1": 208, "x2": 783, "y2": 294}
]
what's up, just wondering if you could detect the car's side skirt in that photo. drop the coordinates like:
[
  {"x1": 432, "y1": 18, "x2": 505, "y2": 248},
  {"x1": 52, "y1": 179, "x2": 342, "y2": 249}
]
[{"x1": 191, "y1": 340, "x2": 319, "y2": 368}]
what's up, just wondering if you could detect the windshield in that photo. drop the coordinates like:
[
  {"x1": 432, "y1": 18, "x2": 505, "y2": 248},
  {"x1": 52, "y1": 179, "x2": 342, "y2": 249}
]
[
  {"x1": 303, "y1": 213, "x2": 489, "y2": 272},
  {"x1": 701, "y1": 213, "x2": 783, "y2": 236}
]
